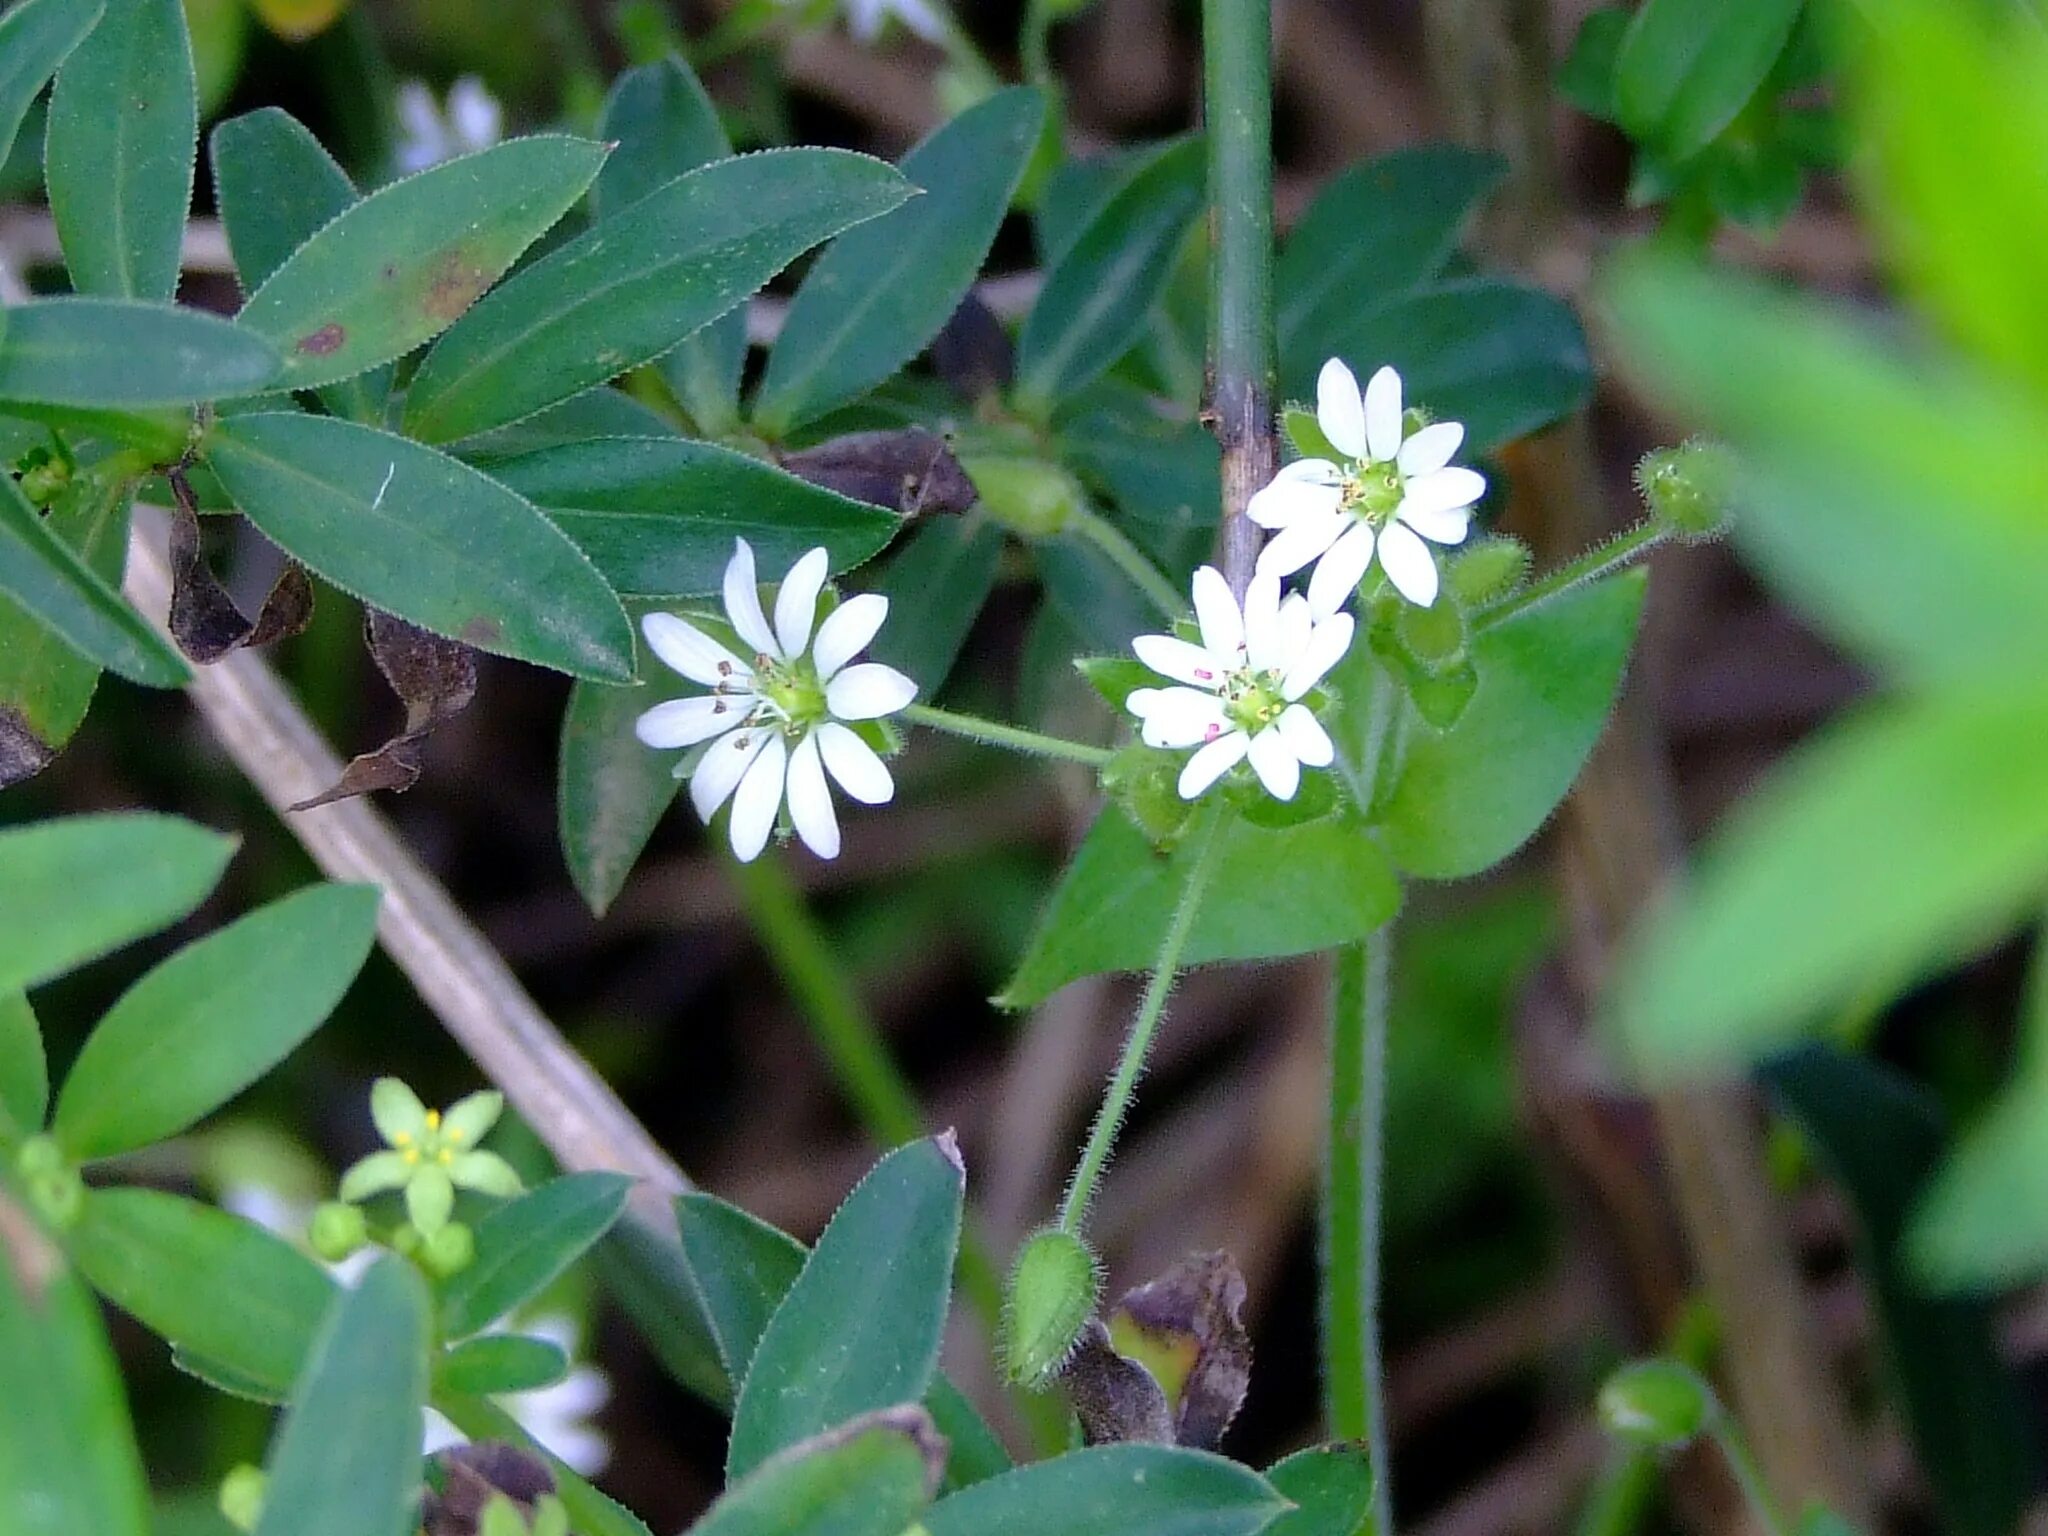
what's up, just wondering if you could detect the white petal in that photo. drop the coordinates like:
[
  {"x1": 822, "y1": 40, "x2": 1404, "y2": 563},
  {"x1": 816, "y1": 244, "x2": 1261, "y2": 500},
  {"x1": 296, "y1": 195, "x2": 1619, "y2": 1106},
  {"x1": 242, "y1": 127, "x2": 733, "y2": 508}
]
[
  {"x1": 1255, "y1": 509, "x2": 1348, "y2": 579},
  {"x1": 1177, "y1": 731, "x2": 1249, "y2": 799},
  {"x1": 1134, "y1": 688, "x2": 1229, "y2": 748},
  {"x1": 1396, "y1": 420, "x2": 1465, "y2": 478},
  {"x1": 825, "y1": 663, "x2": 917, "y2": 720},
  {"x1": 811, "y1": 592, "x2": 889, "y2": 679},
  {"x1": 690, "y1": 728, "x2": 769, "y2": 822},
  {"x1": 817, "y1": 722, "x2": 894, "y2": 805},
  {"x1": 1275, "y1": 703, "x2": 1334, "y2": 767},
  {"x1": 634, "y1": 695, "x2": 746, "y2": 750},
  {"x1": 1275, "y1": 591, "x2": 1313, "y2": 672},
  {"x1": 1396, "y1": 498, "x2": 1473, "y2": 546},
  {"x1": 773, "y1": 547, "x2": 830, "y2": 659},
  {"x1": 1363, "y1": 365, "x2": 1404, "y2": 463},
  {"x1": 1377, "y1": 519, "x2": 1440, "y2": 607},
  {"x1": 1283, "y1": 613, "x2": 1355, "y2": 700},
  {"x1": 1246, "y1": 462, "x2": 1344, "y2": 529},
  {"x1": 722, "y1": 539, "x2": 781, "y2": 659},
  {"x1": 1317, "y1": 358, "x2": 1369, "y2": 460},
  {"x1": 1189, "y1": 565, "x2": 1245, "y2": 659},
  {"x1": 884, "y1": 0, "x2": 949, "y2": 43},
  {"x1": 1246, "y1": 725, "x2": 1302, "y2": 801},
  {"x1": 784, "y1": 733, "x2": 841, "y2": 860},
  {"x1": 641, "y1": 612, "x2": 749, "y2": 688},
  {"x1": 1401, "y1": 465, "x2": 1487, "y2": 520},
  {"x1": 1242, "y1": 571, "x2": 1286, "y2": 673},
  {"x1": 1306, "y1": 521, "x2": 1376, "y2": 621},
  {"x1": 727, "y1": 734, "x2": 788, "y2": 862},
  {"x1": 1132, "y1": 633, "x2": 1228, "y2": 689}
]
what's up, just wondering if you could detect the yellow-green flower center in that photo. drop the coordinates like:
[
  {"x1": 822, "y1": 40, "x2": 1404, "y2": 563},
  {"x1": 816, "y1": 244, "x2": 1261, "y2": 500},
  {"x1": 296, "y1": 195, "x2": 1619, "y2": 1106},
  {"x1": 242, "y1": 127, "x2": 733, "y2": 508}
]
[
  {"x1": 1340, "y1": 462, "x2": 1405, "y2": 525},
  {"x1": 1220, "y1": 667, "x2": 1287, "y2": 737},
  {"x1": 750, "y1": 656, "x2": 828, "y2": 736}
]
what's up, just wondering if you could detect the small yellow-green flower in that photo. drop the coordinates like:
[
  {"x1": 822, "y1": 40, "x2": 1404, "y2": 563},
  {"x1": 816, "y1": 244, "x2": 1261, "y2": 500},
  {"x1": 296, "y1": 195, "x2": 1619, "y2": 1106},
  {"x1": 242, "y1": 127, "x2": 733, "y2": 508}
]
[{"x1": 337, "y1": 1079, "x2": 523, "y2": 1236}]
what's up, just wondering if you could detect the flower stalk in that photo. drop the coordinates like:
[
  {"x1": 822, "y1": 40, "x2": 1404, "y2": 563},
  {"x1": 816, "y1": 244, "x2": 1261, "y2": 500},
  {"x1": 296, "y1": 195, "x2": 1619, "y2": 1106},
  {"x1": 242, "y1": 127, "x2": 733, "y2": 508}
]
[{"x1": 903, "y1": 703, "x2": 1114, "y2": 767}]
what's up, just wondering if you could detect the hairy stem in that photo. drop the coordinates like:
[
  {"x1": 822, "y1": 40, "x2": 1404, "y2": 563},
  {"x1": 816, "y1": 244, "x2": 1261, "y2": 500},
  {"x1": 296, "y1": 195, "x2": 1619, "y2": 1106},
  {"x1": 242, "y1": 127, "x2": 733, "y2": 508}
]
[
  {"x1": 904, "y1": 702, "x2": 1114, "y2": 767},
  {"x1": 1201, "y1": 0, "x2": 1277, "y2": 598},
  {"x1": 1472, "y1": 520, "x2": 1670, "y2": 631}
]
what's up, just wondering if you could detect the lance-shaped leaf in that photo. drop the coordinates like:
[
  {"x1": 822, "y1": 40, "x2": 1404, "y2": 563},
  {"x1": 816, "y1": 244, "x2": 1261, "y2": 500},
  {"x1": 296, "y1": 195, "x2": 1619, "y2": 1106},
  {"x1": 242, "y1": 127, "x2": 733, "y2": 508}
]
[
  {"x1": 403, "y1": 148, "x2": 915, "y2": 444},
  {"x1": 51, "y1": 883, "x2": 380, "y2": 1161},
  {"x1": 726, "y1": 1135, "x2": 964, "y2": 1480},
  {"x1": 689, "y1": 1407, "x2": 944, "y2": 1536},
  {"x1": 435, "y1": 1333, "x2": 569, "y2": 1397},
  {"x1": 0, "y1": 472, "x2": 185, "y2": 687},
  {"x1": 920, "y1": 1445, "x2": 1285, "y2": 1536},
  {"x1": 204, "y1": 412, "x2": 635, "y2": 681},
  {"x1": 0, "y1": 1190, "x2": 151, "y2": 1536},
  {"x1": 755, "y1": 87, "x2": 1045, "y2": 434},
  {"x1": 0, "y1": 813, "x2": 233, "y2": 995},
  {"x1": 43, "y1": 0, "x2": 196, "y2": 300},
  {"x1": 69, "y1": 1187, "x2": 335, "y2": 1399},
  {"x1": 0, "y1": 0, "x2": 102, "y2": 172},
  {"x1": 440, "y1": 1172, "x2": 634, "y2": 1338},
  {"x1": 254, "y1": 1258, "x2": 431, "y2": 1536},
  {"x1": 0, "y1": 298, "x2": 282, "y2": 408},
  {"x1": 1614, "y1": 0, "x2": 1802, "y2": 160},
  {"x1": 0, "y1": 993, "x2": 45, "y2": 1146},
  {"x1": 1262, "y1": 1445, "x2": 1377, "y2": 1536},
  {"x1": 238, "y1": 135, "x2": 608, "y2": 390}
]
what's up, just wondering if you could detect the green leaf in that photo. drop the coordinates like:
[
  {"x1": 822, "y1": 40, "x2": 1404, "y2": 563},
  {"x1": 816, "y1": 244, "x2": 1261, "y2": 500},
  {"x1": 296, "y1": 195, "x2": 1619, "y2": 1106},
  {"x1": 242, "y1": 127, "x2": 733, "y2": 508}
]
[
  {"x1": 458, "y1": 386, "x2": 680, "y2": 458},
  {"x1": 1303, "y1": 278, "x2": 1592, "y2": 456},
  {"x1": 238, "y1": 135, "x2": 608, "y2": 391},
  {"x1": 0, "y1": 813, "x2": 234, "y2": 995},
  {"x1": 920, "y1": 1445, "x2": 1285, "y2": 1536},
  {"x1": 1613, "y1": 691, "x2": 2048, "y2": 1075},
  {"x1": 1014, "y1": 137, "x2": 1206, "y2": 415},
  {"x1": 0, "y1": 0, "x2": 103, "y2": 173},
  {"x1": 1557, "y1": 8, "x2": 1628, "y2": 121},
  {"x1": 51, "y1": 883, "x2": 379, "y2": 1161},
  {"x1": 433, "y1": 1392, "x2": 654, "y2": 1536},
  {"x1": 1614, "y1": 0, "x2": 1801, "y2": 160},
  {"x1": 858, "y1": 516, "x2": 1004, "y2": 696},
  {"x1": 1373, "y1": 570, "x2": 1645, "y2": 880},
  {"x1": 595, "y1": 1218, "x2": 732, "y2": 1405},
  {"x1": 0, "y1": 298, "x2": 282, "y2": 408},
  {"x1": 999, "y1": 806, "x2": 1400, "y2": 1008},
  {"x1": 0, "y1": 1191, "x2": 151, "y2": 1536},
  {"x1": 1601, "y1": 249, "x2": 2048, "y2": 686},
  {"x1": 0, "y1": 470, "x2": 186, "y2": 687},
  {"x1": 480, "y1": 436, "x2": 899, "y2": 599},
  {"x1": 755, "y1": 88, "x2": 1045, "y2": 434},
  {"x1": 1055, "y1": 386, "x2": 1220, "y2": 532},
  {"x1": 726, "y1": 1135, "x2": 964, "y2": 1481},
  {"x1": 435, "y1": 1332, "x2": 569, "y2": 1396},
  {"x1": 687, "y1": 1407, "x2": 942, "y2": 1536},
  {"x1": 1262, "y1": 1444, "x2": 1376, "y2": 1536},
  {"x1": 43, "y1": 0, "x2": 196, "y2": 300},
  {"x1": 1762, "y1": 1047, "x2": 2039, "y2": 1536},
  {"x1": 212, "y1": 108, "x2": 357, "y2": 292},
  {"x1": 1033, "y1": 531, "x2": 1168, "y2": 654},
  {"x1": 1277, "y1": 147, "x2": 1506, "y2": 369},
  {"x1": 440, "y1": 1171, "x2": 634, "y2": 1338},
  {"x1": 171, "y1": 1345, "x2": 290, "y2": 1405},
  {"x1": 204, "y1": 412, "x2": 635, "y2": 681},
  {"x1": 0, "y1": 993, "x2": 45, "y2": 1145},
  {"x1": 69, "y1": 1187, "x2": 334, "y2": 1399},
  {"x1": 253, "y1": 1257, "x2": 430, "y2": 1536},
  {"x1": 0, "y1": 476, "x2": 134, "y2": 781},
  {"x1": 403, "y1": 148, "x2": 916, "y2": 445}
]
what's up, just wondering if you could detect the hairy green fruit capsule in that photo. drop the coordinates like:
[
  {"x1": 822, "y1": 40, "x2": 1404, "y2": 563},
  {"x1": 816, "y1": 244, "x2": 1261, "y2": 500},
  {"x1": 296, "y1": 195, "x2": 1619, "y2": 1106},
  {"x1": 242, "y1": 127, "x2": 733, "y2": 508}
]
[
  {"x1": 1447, "y1": 535, "x2": 1532, "y2": 605},
  {"x1": 1636, "y1": 438, "x2": 1734, "y2": 539},
  {"x1": 218, "y1": 1464, "x2": 265, "y2": 1533},
  {"x1": 1001, "y1": 1227, "x2": 1103, "y2": 1387},
  {"x1": 961, "y1": 453, "x2": 1083, "y2": 538},
  {"x1": 1597, "y1": 1358, "x2": 1715, "y2": 1451},
  {"x1": 308, "y1": 1200, "x2": 369, "y2": 1262}
]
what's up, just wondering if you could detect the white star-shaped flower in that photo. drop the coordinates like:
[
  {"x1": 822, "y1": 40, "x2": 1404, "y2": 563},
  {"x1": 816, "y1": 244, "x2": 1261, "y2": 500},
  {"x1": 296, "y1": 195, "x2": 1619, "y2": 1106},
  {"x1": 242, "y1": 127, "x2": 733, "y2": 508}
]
[
  {"x1": 393, "y1": 76, "x2": 503, "y2": 175},
  {"x1": 1125, "y1": 566, "x2": 1354, "y2": 802},
  {"x1": 634, "y1": 540, "x2": 916, "y2": 863},
  {"x1": 812, "y1": 0, "x2": 949, "y2": 44},
  {"x1": 1249, "y1": 358, "x2": 1488, "y2": 614}
]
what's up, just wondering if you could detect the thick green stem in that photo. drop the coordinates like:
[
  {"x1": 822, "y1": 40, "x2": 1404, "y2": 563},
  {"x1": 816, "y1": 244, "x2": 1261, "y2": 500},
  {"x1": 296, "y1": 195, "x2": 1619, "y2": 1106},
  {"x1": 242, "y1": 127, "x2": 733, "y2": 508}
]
[
  {"x1": 1058, "y1": 807, "x2": 1226, "y2": 1233},
  {"x1": 1064, "y1": 504, "x2": 1186, "y2": 619},
  {"x1": 904, "y1": 702, "x2": 1113, "y2": 767},
  {"x1": 1201, "y1": 0, "x2": 1277, "y2": 597},
  {"x1": 1324, "y1": 926, "x2": 1394, "y2": 1531},
  {"x1": 1473, "y1": 520, "x2": 1670, "y2": 631}
]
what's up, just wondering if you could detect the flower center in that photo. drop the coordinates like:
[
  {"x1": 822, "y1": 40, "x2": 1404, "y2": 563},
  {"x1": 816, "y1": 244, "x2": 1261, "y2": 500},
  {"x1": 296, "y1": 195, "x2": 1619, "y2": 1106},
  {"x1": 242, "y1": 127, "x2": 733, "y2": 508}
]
[
  {"x1": 1340, "y1": 462, "x2": 1405, "y2": 525},
  {"x1": 1218, "y1": 666, "x2": 1287, "y2": 737},
  {"x1": 749, "y1": 656, "x2": 829, "y2": 735}
]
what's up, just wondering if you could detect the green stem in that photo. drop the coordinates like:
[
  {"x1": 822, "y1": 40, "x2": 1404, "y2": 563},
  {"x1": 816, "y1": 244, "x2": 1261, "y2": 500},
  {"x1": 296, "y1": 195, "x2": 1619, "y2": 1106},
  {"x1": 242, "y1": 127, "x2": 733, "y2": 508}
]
[
  {"x1": 935, "y1": 13, "x2": 1004, "y2": 98},
  {"x1": 1020, "y1": 0, "x2": 1055, "y2": 86},
  {"x1": 1201, "y1": 0, "x2": 1277, "y2": 595},
  {"x1": 1473, "y1": 520, "x2": 1670, "y2": 631},
  {"x1": 1064, "y1": 504, "x2": 1186, "y2": 619},
  {"x1": 1712, "y1": 1421, "x2": 1792, "y2": 1536},
  {"x1": 904, "y1": 702, "x2": 1113, "y2": 767},
  {"x1": 1324, "y1": 926, "x2": 1394, "y2": 1532},
  {"x1": 1057, "y1": 806, "x2": 1226, "y2": 1234}
]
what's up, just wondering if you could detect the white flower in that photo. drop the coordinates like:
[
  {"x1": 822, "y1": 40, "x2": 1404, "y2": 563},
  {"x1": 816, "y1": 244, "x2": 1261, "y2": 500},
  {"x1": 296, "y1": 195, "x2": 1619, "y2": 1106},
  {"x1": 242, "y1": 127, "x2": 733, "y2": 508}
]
[
  {"x1": 1125, "y1": 566, "x2": 1354, "y2": 802},
  {"x1": 840, "y1": 0, "x2": 949, "y2": 43},
  {"x1": 422, "y1": 1314, "x2": 612, "y2": 1476},
  {"x1": 1249, "y1": 359, "x2": 1487, "y2": 614},
  {"x1": 394, "y1": 76, "x2": 503, "y2": 174},
  {"x1": 634, "y1": 539, "x2": 916, "y2": 863},
  {"x1": 222, "y1": 1181, "x2": 373, "y2": 1286}
]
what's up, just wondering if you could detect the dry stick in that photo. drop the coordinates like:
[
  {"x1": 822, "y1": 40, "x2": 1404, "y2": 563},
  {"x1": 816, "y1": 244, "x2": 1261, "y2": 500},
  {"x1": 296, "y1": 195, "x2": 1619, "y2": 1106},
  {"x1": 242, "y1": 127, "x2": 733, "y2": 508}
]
[{"x1": 123, "y1": 508, "x2": 690, "y2": 1231}]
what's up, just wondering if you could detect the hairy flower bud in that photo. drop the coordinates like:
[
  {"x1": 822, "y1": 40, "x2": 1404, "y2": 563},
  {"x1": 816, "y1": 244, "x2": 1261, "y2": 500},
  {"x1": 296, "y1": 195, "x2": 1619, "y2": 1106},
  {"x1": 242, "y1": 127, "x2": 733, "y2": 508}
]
[
  {"x1": 1636, "y1": 439, "x2": 1734, "y2": 540},
  {"x1": 1001, "y1": 1227, "x2": 1103, "y2": 1388},
  {"x1": 1446, "y1": 535, "x2": 1532, "y2": 606}
]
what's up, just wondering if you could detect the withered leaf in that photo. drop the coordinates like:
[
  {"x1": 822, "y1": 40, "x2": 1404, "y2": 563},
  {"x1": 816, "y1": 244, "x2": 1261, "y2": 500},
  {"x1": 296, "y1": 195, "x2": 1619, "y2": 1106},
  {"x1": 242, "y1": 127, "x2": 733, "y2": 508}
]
[
  {"x1": 1060, "y1": 1320, "x2": 1175, "y2": 1447},
  {"x1": 166, "y1": 475, "x2": 314, "y2": 664},
  {"x1": 290, "y1": 610, "x2": 478, "y2": 811},
  {"x1": 780, "y1": 428, "x2": 978, "y2": 518},
  {"x1": 930, "y1": 292, "x2": 1014, "y2": 402},
  {"x1": 1107, "y1": 1250, "x2": 1252, "y2": 1453},
  {"x1": 0, "y1": 709, "x2": 55, "y2": 791},
  {"x1": 422, "y1": 1442, "x2": 555, "y2": 1536}
]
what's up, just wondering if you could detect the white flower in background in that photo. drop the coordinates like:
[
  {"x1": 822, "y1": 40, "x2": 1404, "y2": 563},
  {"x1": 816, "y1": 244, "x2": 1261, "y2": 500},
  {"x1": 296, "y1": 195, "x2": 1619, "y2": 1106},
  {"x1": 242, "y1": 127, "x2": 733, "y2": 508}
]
[
  {"x1": 422, "y1": 1314, "x2": 612, "y2": 1476},
  {"x1": 635, "y1": 540, "x2": 916, "y2": 863},
  {"x1": 835, "y1": 0, "x2": 949, "y2": 44},
  {"x1": 394, "y1": 75, "x2": 503, "y2": 174},
  {"x1": 222, "y1": 1181, "x2": 374, "y2": 1286},
  {"x1": 1249, "y1": 359, "x2": 1488, "y2": 613},
  {"x1": 1126, "y1": 566, "x2": 1354, "y2": 802}
]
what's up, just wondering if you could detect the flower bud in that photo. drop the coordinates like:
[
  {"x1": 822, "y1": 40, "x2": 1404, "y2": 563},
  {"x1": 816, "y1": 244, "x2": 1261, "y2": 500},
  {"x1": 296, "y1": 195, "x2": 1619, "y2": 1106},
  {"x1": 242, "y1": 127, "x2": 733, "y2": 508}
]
[
  {"x1": 218, "y1": 1464, "x2": 266, "y2": 1533},
  {"x1": 389, "y1": 1220, "x2": 424, "y2": 1257},
  {"x1": 1597, "y1": 1359, "x2": 1715, "y2": 1451},
  {"x1": 1636, "y1": 439, "x2": 1734, "y2": 540},
  {"x1": 962, "y1": 454, "x2": 1083, "y2": 539},
  {"x1": 420, "y1": 1220, "x2": 476, "y2": 1278},
  {"x1": 1447, "y1": 535, "x2": 1532, "y2": 606},
  {"x1": 308, "y1": 1200, "x2": 369, "y2": 1262},
  {"x1": 1001, "y1": 1227, "x2": 1103, "y2": 1388}
]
